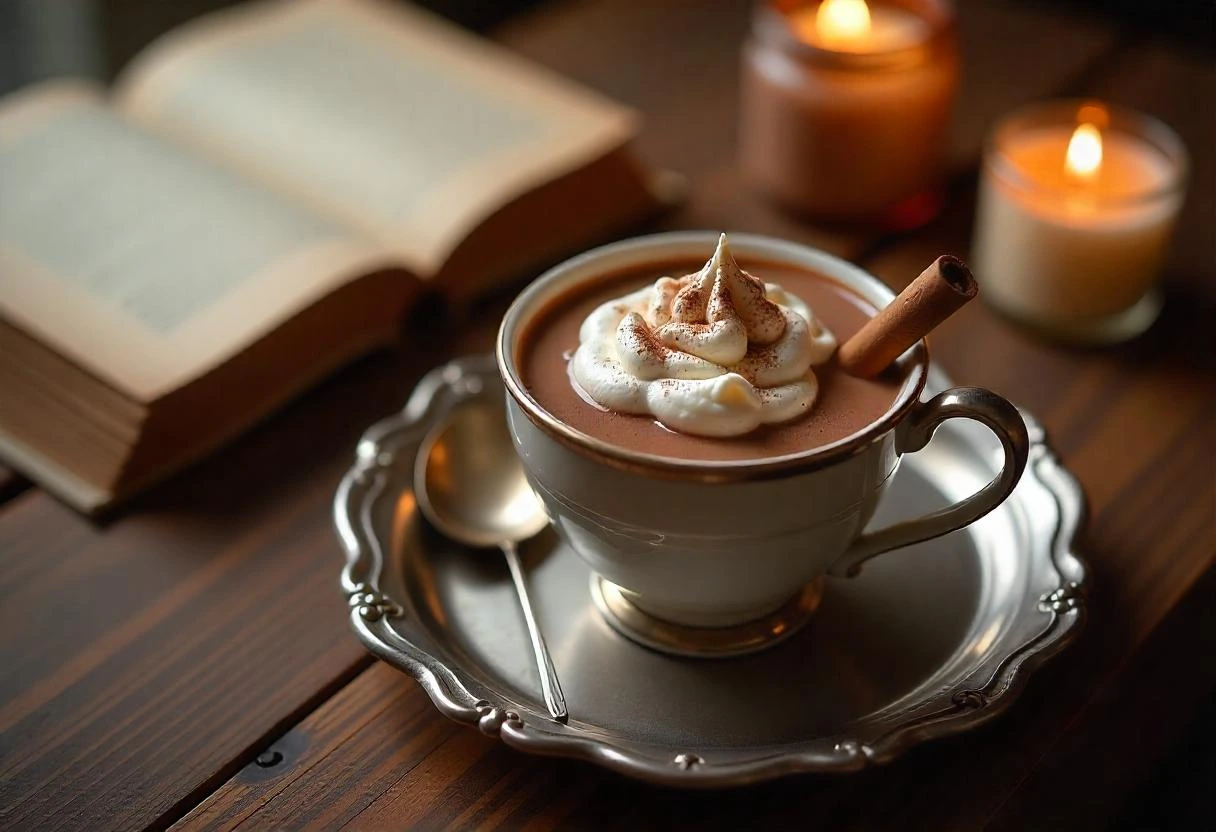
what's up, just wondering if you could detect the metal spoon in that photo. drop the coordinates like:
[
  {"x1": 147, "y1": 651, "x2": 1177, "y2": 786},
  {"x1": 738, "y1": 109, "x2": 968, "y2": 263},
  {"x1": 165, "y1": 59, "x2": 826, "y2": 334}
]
[{"x1": 415, "y1": 399, "x2": 568, "y2": 723}]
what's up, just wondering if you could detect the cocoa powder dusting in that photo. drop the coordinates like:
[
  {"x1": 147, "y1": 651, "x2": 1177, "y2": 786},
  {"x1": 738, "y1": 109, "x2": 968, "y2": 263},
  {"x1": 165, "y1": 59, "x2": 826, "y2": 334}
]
[{"x1": 520, "y1": 258, "x2": 908, "y2": 462}]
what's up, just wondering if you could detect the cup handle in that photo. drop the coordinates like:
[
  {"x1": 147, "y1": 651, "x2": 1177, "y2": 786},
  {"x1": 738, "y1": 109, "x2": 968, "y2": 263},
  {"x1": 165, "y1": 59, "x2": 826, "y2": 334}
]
[{"x1": 828, "y1": 387, "x2": 1030, "y2": 578}]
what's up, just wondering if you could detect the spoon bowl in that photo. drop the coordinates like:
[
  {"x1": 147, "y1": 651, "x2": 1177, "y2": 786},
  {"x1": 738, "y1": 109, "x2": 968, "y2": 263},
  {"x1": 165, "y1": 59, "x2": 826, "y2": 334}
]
[
  {"x1": 415, "y1": 395, "x2": 567, "y2": 722},
  {"x1": 417, "y1": 399, "x2": 549, "y2": 548}
]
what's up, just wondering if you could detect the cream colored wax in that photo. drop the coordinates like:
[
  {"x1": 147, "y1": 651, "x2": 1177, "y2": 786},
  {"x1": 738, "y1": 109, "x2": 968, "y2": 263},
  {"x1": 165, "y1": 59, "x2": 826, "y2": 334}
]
[{"x1": 974, "y1": 122, "x2": 1183, "y2": 337}]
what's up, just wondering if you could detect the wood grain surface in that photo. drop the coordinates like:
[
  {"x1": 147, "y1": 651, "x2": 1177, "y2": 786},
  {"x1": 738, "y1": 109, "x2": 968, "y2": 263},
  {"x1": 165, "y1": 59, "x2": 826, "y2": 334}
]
[
  {"x1": 988, "y1": 566, "x2": 1216, "y2": 832},
  {"x1": 1, "y1": 1, "x2": 1213, "y2": 831},
  {"x1": 0, "y1": 319, "x2": 506, "y2": 832}
]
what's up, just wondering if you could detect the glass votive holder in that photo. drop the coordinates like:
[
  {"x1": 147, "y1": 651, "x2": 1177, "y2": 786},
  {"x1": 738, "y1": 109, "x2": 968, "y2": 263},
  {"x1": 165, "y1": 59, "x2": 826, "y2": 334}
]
[
  {"x1": 739, "y1": 0, "x2": 958, "y2": 229},
  {"x1": 972, "y1": 100, "x2": 1189, "y2": 344}
]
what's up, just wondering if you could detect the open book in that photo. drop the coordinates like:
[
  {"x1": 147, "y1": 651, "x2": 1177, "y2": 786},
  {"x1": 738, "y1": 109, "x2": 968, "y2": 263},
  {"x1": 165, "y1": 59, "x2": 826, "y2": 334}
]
[{"x1": 0, "y1": 0, "x2": 662, "y2": 513}]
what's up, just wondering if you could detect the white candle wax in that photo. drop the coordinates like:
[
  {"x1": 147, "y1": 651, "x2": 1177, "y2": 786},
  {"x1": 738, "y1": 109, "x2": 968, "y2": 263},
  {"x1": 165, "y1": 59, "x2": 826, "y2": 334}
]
[{"x1": 973, "y1": 111, "x2": 1186, "y2": 341}]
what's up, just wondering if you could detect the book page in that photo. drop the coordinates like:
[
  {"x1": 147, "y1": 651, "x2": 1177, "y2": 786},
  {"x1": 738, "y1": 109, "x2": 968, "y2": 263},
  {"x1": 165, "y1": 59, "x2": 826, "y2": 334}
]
[
  {"x1": 0, "y1": 81, "x2": 394, "y2": 401},
  {"x1": 115, "y1": 0, "x2": 639, "y2": 277}
]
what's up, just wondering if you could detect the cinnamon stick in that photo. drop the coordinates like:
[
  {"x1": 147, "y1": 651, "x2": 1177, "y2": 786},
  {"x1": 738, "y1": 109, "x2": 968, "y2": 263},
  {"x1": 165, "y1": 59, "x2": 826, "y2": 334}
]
[{"x1": 838, "y1": 256, "x2": 978, "y2": 378}]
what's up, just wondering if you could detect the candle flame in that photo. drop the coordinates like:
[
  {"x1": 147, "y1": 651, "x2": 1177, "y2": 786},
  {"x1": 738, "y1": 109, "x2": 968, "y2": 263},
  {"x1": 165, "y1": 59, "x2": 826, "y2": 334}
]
[
  {"x1": 1065, "y1": 123, "x2": 1103, "y2": 179},
  {"x1": 816, "y1": 0, "x2": 872, "y2": 45}
]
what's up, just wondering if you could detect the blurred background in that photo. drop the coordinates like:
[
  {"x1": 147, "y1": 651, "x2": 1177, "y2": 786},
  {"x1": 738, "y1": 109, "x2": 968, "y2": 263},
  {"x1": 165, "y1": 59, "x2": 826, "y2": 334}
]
[{"x1": 1, "y1": 0, "x2": 1213, "y2": 94}]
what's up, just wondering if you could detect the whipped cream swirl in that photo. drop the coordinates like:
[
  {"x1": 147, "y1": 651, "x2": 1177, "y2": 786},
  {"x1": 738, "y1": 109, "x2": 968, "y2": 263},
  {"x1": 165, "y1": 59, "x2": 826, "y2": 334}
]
[{"x1": 570, "y1": 234, "x2": 837, "y2": 437}]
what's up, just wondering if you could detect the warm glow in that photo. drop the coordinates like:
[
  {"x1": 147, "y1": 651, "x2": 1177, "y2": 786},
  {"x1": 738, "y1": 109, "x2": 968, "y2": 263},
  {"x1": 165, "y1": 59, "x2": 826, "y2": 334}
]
[
  {"x1": 1065, "y1": 123, "x2": 1103, "y2": 179},
  {"x1": 1076, "y1": 102, "x2": 1109, "y2": 131},
  {"x1": 816, "y1": 0, "x2": 872, "y2": 45}
]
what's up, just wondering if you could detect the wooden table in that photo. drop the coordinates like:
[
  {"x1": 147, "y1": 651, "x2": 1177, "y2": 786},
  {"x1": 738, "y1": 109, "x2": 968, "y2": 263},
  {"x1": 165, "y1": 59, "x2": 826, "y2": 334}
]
[{"x1": 2, "y1": 2, "x2": 1213, "y2": 829}]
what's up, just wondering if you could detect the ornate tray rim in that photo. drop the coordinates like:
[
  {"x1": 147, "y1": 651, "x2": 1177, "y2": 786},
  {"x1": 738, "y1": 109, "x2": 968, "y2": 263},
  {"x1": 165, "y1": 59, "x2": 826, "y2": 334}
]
[{"x1": 334, "y1": 355, "x2": 1088, "y2": 787}]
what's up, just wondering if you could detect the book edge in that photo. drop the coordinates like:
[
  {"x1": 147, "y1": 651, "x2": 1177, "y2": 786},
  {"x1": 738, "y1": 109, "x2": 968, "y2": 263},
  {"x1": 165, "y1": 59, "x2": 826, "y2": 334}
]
[{"x1": 0, "y1": 429, "x2": 110, "y2": 514}]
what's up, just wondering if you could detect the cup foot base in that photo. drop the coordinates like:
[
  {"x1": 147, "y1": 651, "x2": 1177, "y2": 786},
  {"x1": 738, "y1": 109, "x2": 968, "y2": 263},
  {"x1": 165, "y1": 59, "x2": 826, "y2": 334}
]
[{"x1": 590, "y1": 576, "x2": 825, "y2": 658}]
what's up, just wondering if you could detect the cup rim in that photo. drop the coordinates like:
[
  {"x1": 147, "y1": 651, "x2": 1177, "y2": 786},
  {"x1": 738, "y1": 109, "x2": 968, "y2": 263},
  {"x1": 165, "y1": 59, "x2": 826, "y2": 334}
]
[{"x1": 496, "y1": 231, "x2": 929, "y2": 483}]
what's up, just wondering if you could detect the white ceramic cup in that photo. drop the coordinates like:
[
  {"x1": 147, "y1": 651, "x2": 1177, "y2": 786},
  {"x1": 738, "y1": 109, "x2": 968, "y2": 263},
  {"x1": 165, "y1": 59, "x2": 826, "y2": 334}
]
[{"x1": 497, "y1": 232, "x2": 1028, "y2": 628}]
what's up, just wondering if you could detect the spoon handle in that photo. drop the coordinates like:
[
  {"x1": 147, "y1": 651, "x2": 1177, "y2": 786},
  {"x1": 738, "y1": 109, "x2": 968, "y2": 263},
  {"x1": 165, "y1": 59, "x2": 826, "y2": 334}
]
[{"x1": 501, "y1": 540, "x2": 568, "y2": 723}]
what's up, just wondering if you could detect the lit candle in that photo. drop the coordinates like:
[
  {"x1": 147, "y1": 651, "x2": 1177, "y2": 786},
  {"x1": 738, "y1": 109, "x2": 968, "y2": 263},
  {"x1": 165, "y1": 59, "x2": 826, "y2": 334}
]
[
  {"x1": 740, "y1": 0, "x2": 958, "y2": 226},
  {"x1": 793, "y1": 0, "x2": 926, "y2": 53},
  {"x1": 973, "y1": 101, "x2": 1188, "y2": 343}
]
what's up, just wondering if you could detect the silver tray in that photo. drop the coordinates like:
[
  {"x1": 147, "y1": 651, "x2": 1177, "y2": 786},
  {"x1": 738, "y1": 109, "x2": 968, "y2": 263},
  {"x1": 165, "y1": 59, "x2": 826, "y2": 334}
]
[{"x1": 335, "y1": 355, "x2": 1088, "y2": 787}]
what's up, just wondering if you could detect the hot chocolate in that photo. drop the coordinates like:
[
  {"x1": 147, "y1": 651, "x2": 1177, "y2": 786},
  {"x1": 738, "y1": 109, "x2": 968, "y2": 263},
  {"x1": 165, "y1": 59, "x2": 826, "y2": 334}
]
[{"x1": 519, "y1": 239, "x2": 908, "y2": 462}]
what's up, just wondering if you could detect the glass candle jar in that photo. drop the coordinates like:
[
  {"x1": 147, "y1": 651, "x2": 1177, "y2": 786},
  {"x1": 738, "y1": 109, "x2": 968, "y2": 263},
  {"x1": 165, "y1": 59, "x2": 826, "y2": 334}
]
[
  {"x1": 740, "y1": 0, "x2": 958, "y2": 228},
  {"x1": 972, "y1": 100, "x2": 1188, "y2": 344}
]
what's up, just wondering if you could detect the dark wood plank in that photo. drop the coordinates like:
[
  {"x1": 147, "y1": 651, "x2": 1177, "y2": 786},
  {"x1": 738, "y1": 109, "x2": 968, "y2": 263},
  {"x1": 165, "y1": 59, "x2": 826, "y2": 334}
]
[
  {"x1": 0, "y1": 365, "x2": 390, "y2": 832},
  {"x1": 988, "y1": 565, "x2": 1216, "y2": 832},
  {"x1": 174, "y1": 565, "x2": 1216, "y2": 832},
  {"x1": 174, "y1": 663, "x2": 467, "y2": 832},
  {"x1": 0, "y1": 303, "x2": 512, "y2": 832}
]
